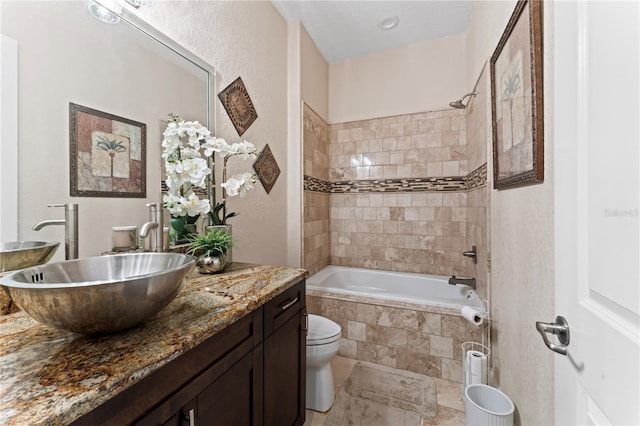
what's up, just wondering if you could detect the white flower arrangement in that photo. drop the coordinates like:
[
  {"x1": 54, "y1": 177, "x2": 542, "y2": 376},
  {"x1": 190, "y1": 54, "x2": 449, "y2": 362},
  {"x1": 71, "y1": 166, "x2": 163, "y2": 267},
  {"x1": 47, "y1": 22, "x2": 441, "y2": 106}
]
[{"x1": 161, "y1": 114, "x2": 259, "y2": 224}]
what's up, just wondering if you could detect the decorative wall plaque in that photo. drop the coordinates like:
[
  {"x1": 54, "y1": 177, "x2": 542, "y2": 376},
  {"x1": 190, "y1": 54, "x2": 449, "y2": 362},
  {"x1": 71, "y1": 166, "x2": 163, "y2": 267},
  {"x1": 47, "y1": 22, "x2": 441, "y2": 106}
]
[
  {"x1": 253, "y1": 144, "x2": 280, "y2": 194},
  {"x1": 218, "y1": 77, "x2": 258, "y2": 136}
]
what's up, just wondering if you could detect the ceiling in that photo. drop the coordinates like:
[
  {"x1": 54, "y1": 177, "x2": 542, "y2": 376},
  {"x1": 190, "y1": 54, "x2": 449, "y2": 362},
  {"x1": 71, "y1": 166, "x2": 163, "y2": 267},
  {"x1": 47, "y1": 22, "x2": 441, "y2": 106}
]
[{"x1": 272, "y1": 1, "x2": 473, "y2": 63}]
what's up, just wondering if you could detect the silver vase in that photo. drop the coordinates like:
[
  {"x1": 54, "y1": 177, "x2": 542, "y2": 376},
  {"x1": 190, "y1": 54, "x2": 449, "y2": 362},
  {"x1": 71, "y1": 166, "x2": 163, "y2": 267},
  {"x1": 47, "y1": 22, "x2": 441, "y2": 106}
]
[
  {"x1": 196, "y1": 254, "x2": 227, "y2": 274},
  {"x1": 205, "y1": 224, "x2": 232, "y2": 264}
]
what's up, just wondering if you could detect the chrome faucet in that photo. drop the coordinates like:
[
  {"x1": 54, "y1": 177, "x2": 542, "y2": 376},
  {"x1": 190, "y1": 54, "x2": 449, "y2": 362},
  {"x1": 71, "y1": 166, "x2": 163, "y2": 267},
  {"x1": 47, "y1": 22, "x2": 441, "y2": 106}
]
[
  {"x1": 448, "y1": 275, "x2": 476, "y2": 289},
  {"x1": 140, "y1": 202, "x2": 164, "y2": 252},
  {"x1": 33, "y1": 203, "x2": 79, "y2": 260}
]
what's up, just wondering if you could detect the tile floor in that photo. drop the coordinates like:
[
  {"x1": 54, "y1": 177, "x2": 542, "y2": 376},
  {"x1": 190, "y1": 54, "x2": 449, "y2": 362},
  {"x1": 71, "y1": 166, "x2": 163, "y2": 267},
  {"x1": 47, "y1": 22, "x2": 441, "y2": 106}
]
[{"x1": 304, "y1": 356, "x2": 466, "y2": 426}]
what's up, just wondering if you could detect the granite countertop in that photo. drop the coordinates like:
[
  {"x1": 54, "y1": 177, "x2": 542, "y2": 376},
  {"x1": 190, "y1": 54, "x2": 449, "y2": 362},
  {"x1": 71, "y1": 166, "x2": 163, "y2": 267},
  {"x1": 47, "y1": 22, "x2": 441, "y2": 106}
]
[{"x1": 0, "y1": 263, "x2": 307, "y2": 426}]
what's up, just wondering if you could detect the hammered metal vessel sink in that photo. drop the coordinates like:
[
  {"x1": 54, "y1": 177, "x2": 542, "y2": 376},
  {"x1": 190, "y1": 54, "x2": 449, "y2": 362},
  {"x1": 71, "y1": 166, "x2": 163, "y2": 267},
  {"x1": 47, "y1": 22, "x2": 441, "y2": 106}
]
[
  {"x1": 0, "y1": 252, "x2": 195, "y2": 334},
  {"x1": 0, "y1": 241, "x2": 60, "y2": 273}
]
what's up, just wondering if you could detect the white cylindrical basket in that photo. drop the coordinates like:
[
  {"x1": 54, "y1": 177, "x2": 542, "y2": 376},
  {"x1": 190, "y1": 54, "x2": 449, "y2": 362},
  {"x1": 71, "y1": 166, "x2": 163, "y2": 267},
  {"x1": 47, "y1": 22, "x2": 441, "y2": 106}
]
[
  {"x1": 462, "y1": 341, "x2": 490, "y2": 388},
  {"x1": 464, "y1": 384, "x2": 514, "y2": 426}
]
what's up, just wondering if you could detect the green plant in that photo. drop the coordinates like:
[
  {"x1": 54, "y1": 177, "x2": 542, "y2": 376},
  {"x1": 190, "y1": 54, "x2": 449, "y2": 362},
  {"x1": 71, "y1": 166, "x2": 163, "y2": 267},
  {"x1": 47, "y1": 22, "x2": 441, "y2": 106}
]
[
  {"x1": 208, "y1": 203, "x2": 238, "y2": 226},
  {"x1": 186, "y1": 228, "x2": 233, "y2": 258}
]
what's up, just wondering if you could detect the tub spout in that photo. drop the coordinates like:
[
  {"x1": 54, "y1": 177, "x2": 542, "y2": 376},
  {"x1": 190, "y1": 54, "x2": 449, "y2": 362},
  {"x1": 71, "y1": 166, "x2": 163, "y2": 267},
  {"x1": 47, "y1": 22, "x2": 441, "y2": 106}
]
[{"x1": 448, "y1": 275, "x2": 476, "y2": 290}]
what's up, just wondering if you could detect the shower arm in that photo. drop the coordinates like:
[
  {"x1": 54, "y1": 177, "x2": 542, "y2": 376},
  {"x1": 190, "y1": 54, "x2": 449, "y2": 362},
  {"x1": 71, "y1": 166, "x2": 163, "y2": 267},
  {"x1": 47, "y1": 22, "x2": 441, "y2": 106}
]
[{"x1": 449, "y1": 91, "x2": 478, "y2": 109}]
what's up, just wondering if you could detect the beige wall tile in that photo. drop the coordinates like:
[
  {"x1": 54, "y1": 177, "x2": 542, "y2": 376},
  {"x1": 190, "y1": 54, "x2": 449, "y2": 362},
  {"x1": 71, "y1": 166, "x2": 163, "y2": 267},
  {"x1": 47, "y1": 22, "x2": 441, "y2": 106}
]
[
  {"x1": 441, "y1": 358, "x2": 463, "y2": 383},
  {"x1": 377, "y1": 346, "x2": 397, "y2": 368},
  {"x1": 430, "y1": 335, "x2": 454, "y2": 359},
  {"x1": 339, "y1": 338, "x2": 358, "y2": 358},
  {"x1": 348, "y1": 320, "x2": 367, "y2": 341},
  {"x1": 418, "y1": 312, "x2": 442, "y2": 335}
]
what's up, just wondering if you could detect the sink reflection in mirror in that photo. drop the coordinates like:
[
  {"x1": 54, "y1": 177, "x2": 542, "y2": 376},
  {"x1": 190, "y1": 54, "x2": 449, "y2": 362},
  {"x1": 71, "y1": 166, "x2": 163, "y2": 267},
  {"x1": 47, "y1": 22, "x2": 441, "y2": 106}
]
[{"x1": 0, "y1": 241, "x2": 60, "y2": 273}]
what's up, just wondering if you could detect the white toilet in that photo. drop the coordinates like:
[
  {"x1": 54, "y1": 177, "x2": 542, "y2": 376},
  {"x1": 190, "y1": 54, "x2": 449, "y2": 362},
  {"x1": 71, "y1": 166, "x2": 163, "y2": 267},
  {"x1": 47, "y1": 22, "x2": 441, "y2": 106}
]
[{"x1": 306, "y1": 314, "x2": 341, "y2": 412}]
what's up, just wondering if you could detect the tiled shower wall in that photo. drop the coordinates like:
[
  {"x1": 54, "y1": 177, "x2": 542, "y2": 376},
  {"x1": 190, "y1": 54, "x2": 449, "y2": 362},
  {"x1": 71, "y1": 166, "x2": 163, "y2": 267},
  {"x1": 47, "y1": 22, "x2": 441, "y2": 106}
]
[
  {"x1": 303, "y1": 102, "x2": 490, "y2": 290},
  {"x1": 303, "y1": 105, "x2": 331, "y2": 276},
  {"x1": 327, "y1": 110, "x2": 470, "y2": 277}
]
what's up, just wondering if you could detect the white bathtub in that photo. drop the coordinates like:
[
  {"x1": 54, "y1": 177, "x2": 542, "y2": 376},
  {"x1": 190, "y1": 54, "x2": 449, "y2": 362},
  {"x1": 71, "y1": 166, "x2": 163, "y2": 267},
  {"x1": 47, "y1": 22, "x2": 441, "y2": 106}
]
[{"x1": 307, "y1": 265, "x2": 483, "y2": 310}]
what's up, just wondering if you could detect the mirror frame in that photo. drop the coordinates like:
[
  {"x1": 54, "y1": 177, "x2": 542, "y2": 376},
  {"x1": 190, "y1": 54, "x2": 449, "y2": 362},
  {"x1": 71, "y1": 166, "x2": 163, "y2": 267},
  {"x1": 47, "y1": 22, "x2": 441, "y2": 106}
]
[{"x1": 94, "y1": 0, "x2": 216, "y2": 132}]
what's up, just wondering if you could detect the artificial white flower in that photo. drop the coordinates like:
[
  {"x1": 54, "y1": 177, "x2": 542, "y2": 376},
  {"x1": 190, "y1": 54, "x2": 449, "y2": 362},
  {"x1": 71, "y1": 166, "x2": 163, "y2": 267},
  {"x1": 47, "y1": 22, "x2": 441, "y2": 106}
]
[
  {"x1": 163, "y1": 193, "x2": 186, "y2": 216},
  {"x1": 217, "y1": 140, "x2": 258, "y2": 159},
  {"x1": 221, "y1": 172, "x2": 257, "y2": 197},
  {"x1": 184, "y1": 193, "x2": 211, "y2": 216},
  {"x1": 165, "y1": 172, "x2": 186, "y2": 191},
  {"x1": 181, "y1": 158, "x2": 210, "y2": 188}
]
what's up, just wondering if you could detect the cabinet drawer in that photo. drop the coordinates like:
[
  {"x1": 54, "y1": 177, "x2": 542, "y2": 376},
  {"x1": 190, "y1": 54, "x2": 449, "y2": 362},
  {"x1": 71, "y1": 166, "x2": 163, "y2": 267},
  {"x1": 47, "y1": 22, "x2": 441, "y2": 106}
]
[{"x1": 263, "y1": 280, "x2": 305, "y2": 337}]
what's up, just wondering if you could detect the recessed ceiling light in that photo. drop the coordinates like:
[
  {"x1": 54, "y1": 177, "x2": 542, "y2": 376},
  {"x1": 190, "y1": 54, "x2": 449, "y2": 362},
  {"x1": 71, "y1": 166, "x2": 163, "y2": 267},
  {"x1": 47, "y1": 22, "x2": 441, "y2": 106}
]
[
  {"x1": 88, "y1": 0, "x2": 120, "y2": 24},
  {"x1": 125, "y1": 0, "x2": 156, "y2": 8},
  {"x1": 378, "y1": 16, "x2": 399, "y2": 30}
]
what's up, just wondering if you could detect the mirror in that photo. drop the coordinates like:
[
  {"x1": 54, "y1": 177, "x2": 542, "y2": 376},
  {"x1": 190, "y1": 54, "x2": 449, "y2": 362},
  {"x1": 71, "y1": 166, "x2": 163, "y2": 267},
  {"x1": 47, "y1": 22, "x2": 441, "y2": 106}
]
[{"x1": 0, "y1": 0, "x2": 215, "y2": 259}]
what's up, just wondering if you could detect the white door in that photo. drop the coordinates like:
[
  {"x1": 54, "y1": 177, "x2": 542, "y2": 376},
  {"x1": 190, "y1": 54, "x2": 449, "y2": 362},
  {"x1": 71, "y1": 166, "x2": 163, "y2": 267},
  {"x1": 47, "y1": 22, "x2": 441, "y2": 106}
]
[{"x1": 553, "y1": 1, "x2": 639, "y2": 424}]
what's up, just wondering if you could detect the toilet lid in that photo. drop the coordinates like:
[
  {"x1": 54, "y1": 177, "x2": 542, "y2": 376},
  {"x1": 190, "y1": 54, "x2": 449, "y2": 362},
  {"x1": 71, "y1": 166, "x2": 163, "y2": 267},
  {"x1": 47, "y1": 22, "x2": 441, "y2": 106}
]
[{"x1": 307, "y1": 314, "x2": 341, "y2": 346}]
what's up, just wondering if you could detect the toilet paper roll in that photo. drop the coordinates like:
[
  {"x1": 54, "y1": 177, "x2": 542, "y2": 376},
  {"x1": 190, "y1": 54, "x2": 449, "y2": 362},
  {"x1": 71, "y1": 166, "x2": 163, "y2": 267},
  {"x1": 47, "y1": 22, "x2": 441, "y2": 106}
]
[
  {"x1": 466, "y1": 350, "x2": 488, "y2": 385},
  {"x1": 461, "y1": 306, "x2": 484, "y2": 326}
]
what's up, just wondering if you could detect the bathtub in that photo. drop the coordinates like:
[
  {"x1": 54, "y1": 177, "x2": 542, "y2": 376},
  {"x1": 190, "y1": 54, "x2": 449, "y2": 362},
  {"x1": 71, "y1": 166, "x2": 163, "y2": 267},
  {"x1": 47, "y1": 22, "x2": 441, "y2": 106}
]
[{"x1": 307, "y1": 265, "x2": 483, "y2": 311}]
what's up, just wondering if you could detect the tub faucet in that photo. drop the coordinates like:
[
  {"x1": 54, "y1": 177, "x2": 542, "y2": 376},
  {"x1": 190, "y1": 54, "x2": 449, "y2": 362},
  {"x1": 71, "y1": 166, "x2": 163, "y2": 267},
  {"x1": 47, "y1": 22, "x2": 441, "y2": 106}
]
[
  {"x1": 140, "y1": 202, "x2": 164, "y2": 252},
  {"x1": 448, "y1": 275, "x2": 476, "y2": 290},
  {"x1": 33, "y1": 203, "x2": 79, "y2": 260},
  {"x1": 463, "y1": 245, "x2": 477, "y2": 264}
]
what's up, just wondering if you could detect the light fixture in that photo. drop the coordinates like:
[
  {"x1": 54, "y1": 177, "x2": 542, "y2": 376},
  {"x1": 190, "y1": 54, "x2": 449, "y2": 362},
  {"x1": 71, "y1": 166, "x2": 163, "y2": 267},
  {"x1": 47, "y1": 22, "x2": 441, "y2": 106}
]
[
  {"x1": 88, "y1": 0, "x2": 120, "y2": 24},
  {"x1": 378, "y1": 15, "x2": 399, "y2": 30},
  {"x1": 125, "y1": 0, "x2": 156, "y2": 8}
]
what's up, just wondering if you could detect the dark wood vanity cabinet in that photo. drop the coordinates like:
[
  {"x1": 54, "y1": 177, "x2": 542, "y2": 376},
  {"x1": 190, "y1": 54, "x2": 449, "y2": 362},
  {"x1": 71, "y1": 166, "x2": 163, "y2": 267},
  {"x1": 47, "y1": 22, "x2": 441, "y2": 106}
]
[
  {"x1": 72, "y1": 280, "x2": 305, "y2": 426},
  {"x1": 264, "y1": 281, "x2": 307, "y2": 426},
  {"x1": 161, "y1": 348, "x2": 263, "y2": 426}
]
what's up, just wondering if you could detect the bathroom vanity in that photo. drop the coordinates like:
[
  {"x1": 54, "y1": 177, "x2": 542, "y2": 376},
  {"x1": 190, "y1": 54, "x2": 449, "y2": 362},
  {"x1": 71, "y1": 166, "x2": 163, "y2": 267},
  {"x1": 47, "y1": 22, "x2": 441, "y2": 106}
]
[{"x1": 0, "y1": 263, "x2": 307, "y2": 425}]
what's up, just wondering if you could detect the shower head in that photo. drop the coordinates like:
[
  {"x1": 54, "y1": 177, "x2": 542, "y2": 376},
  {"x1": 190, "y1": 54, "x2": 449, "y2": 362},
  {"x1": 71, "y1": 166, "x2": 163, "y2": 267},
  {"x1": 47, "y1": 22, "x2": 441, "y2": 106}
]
[{"x1": 449, "y1": 91, "x2": 477, "y2": 109}]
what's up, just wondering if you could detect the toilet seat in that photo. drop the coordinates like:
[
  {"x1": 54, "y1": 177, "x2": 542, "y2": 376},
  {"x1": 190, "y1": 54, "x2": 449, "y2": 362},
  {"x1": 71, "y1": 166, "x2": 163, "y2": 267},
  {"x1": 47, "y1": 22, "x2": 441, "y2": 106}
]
[{"x1": 307, "y1": 314, "x2": 341, "y2": 346}]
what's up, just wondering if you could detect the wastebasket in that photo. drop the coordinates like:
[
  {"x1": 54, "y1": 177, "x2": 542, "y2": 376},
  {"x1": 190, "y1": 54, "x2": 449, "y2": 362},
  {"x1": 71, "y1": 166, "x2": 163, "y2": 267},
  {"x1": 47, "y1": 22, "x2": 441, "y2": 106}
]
[{"x1": 464, "y1": 384, "x2": 514, "y2": 426}]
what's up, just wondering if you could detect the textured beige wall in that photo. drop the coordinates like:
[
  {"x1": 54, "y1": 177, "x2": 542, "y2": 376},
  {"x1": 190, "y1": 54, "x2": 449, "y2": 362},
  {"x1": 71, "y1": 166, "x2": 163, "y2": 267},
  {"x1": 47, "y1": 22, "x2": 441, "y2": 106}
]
[
  {"x1": 300, "y1": 25, "x2": 329, "y2": 122},
  {"x1": 466, "y1": 0, "x2": 518, "y2": 91},
  {"x1": 139, "y1": 1, "x2": 288, "y2": 266},
  {"x1": 468, "y1": 1, "x2": 555, "y2": 425},
  {"x1": 329, "y1": 35, "x2": 467, "y2": 123}
]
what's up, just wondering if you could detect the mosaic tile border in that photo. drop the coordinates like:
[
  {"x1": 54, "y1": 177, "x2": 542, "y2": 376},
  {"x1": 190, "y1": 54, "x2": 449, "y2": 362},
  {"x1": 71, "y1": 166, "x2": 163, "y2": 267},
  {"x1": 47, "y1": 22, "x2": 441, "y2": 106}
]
[
  {"x1": 465, "y1": 163, "x2": 488, "y2": 190},
  {"x1": 304, "y1": 175, "x2": 332, "y2": 192},
  {"x1": 331, "y1": 177, "x2": 466, "y2": 193},
  {"x1": 304, "y1": 162, "x2": 487, "y2": 194}
]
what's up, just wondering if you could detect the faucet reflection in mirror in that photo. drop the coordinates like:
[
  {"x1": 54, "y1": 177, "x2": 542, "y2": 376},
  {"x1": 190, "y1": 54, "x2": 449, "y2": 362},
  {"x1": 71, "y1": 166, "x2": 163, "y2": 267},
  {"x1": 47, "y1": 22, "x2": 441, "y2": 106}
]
[{"x1": 161, "y1": 114, "x2": 258, "y2": 237}]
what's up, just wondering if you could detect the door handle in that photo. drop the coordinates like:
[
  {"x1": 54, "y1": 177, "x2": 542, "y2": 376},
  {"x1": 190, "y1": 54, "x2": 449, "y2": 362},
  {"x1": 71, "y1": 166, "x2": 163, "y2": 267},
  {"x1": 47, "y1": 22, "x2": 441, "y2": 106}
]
[{"x1": 535, "y1": 315, "x2": 570, "y2": 356}]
